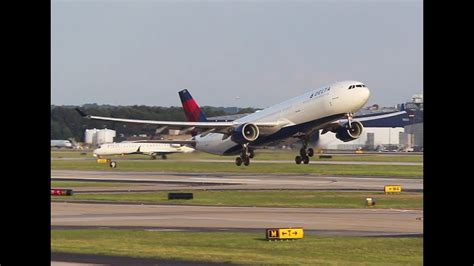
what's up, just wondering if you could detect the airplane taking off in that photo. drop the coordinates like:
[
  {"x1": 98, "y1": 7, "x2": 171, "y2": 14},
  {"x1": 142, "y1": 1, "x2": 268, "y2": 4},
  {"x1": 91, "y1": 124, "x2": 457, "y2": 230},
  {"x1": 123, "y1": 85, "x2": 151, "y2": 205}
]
[
  {"x1": 77, "y1": 80, "x2": 370, "y2": 166},
  {"x1": 93, "y1": 142, "x2": 194, "y2": 168}
]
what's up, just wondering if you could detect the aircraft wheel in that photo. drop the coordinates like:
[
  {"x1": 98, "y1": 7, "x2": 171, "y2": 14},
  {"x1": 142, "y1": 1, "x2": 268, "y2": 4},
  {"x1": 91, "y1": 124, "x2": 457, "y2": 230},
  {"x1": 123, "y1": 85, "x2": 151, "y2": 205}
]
[
  {"x1": 243, "y1": 157, "x2": 250, "y2": 166},
  {"x1": 307, "y1": 148, "x2": 314, "y2": 157},
  {"x1": 235, "y1": 157, "x2": 242, "y2": 166},
  {"x1": 303, "y1": 156, "x2": 310, "y2": 164},
  {"x1": 151, "y1": 155, "x2": 157, "y2": 160},
  {"x1": 249, "y1": 150, "x2": 255, "y2": 159},
  {"x1": 295, "y1": 156, "x2": 302, "y2": 164},
  {"x1": 110, "y1": 161, "x2": 117, "y2": 168},
  {"x1": 300, "y1": 148, "x2": 307, "y2": 157},
  {"x1": 161, "y1": 155, "x2": 167, "y2": 160}
]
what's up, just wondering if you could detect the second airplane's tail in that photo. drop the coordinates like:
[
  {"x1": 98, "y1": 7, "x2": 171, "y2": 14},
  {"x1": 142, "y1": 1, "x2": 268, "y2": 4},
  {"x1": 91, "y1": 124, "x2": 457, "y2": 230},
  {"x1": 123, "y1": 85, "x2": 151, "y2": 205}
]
[{"x1": 179, "y1": 89, "x2": 208, "y2": 122}]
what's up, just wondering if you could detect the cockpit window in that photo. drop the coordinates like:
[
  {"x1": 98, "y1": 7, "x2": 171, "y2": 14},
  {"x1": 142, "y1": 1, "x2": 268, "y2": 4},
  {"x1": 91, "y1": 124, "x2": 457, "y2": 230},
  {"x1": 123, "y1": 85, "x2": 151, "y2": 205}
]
[{"x1": 348, "y1": 84, "x2": 366, "y2": 89}]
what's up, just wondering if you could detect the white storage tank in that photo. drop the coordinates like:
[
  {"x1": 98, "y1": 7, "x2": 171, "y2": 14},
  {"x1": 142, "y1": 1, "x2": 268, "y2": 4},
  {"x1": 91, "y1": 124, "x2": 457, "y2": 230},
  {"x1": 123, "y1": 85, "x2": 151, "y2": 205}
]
[
  {"x1": 84, "y1": 129, "x2": 97, "y2": 144},
  {"x1": 411, "y1": 94, "x2": 423, "y2": 103},
  {"x1": 95, "y1": 129, "x2": 116, "y2": 145},
  {"x1": 168, "y1": 129, "x2": 180, "y2": 135}
]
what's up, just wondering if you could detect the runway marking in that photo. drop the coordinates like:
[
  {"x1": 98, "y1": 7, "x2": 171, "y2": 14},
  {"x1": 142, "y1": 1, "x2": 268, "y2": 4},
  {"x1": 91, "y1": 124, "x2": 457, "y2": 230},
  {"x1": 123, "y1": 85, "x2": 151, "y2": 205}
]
[
  {"x1": 145, "y1": 229, "x2": 187, "y2": 232},
  {"x1": 387, "y1": 209, "x2": 418, "y2": 213},
  {"x1": 190, "y1": 178, "x2": 260, "y2": 182}
]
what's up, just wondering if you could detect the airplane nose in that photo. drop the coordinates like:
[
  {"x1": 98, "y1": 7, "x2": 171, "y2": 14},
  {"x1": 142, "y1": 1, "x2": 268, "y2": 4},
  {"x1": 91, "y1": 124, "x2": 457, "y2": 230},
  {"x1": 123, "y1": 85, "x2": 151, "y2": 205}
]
[{"x1": 362, "y1": 87, "x2": 370, "y2": 102}]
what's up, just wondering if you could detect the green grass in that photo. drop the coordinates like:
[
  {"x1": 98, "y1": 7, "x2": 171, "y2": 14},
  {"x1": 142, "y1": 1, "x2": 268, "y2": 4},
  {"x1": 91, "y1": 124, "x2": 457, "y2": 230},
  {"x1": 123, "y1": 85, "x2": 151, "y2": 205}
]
[
  {"x1": 51, "y1": 160, "x2": 423, "y2": 177},
  {"x1": 51, "y1": 229, "x2": 423, "y2": 265},
  {"x1": 175, "y1": 150, "x2": 424, "y2": 163},
  {"x1": 51, "y1": 181, "x2": 129, "y2": 188},
  {"x1": 52, "y1": 150, "x2": 423, "y2": 162},
  {"x1": 54, "y1": 190, "x2": 423, "y2": 209}
]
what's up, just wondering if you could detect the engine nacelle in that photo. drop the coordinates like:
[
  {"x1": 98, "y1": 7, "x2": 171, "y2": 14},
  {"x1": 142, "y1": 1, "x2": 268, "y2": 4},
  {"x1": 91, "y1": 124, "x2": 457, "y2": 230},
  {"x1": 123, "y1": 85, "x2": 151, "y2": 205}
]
[
  {"x1": 231, "y1": 123, "x2": 260, "y2": 144},
  {"x1": 335, "y1": 121, "x2": 364, "y2": 142}
]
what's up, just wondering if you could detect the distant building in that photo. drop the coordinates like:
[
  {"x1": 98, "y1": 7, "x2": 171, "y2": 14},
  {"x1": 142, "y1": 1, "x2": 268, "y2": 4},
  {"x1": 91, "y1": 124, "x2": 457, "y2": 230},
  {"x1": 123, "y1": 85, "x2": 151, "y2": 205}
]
[
  {"x1": 318, "y1": 127, "x2": 405, "y2": 150},
  {"x1": 399, "y1": 132, "x2": 414, "y2": 148},
  {"x1": 404, "y1": 123, "x2": 423, "y2": 147},
  {"x1": 314, "y1": 93, "x2": 423, "y2": 150}
]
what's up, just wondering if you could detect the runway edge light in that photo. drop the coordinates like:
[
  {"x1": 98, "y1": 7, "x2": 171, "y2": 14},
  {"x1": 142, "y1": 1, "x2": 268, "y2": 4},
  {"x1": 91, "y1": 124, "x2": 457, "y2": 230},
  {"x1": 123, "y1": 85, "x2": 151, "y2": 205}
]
[
  {"x1": 266, "y1": 228, "x2": 304, "y2": 241},
  {"x1": 366, "y1": 197, "x2": 376, "y2": 206}
]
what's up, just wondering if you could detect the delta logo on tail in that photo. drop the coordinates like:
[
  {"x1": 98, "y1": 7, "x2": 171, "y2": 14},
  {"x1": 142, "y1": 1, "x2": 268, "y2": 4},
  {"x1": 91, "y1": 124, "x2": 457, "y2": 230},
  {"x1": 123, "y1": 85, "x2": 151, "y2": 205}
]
[{"x1": 179, "y1": 89, "x2": 208, "y2": 122}]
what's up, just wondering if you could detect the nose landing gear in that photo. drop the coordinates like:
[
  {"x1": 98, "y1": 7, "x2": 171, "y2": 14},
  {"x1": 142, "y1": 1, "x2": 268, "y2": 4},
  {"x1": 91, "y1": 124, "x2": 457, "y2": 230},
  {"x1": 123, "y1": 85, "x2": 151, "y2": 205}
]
[
  {"x1": 346, "y1": 113, "x2": 354, "y2": 128},
  {"x1": 109, "y1": 161, "x2": 117, "y2": 168}
]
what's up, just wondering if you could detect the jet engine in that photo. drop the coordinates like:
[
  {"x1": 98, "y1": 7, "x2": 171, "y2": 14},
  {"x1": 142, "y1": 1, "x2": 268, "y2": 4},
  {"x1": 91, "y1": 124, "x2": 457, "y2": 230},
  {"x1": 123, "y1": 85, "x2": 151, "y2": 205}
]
[
  {"x1": 335, "y1": 121, "x2": 364, "y2": 142},
  {"x1": 231, "y1": 123, "x2": 260, "y2": 144}
]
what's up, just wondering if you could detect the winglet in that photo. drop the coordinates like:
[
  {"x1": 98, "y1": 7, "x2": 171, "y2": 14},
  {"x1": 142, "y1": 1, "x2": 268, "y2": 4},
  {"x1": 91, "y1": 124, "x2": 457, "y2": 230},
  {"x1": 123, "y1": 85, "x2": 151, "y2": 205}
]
[{"x1": 75, "y1": 108, "x2": 90, "y2": 118}]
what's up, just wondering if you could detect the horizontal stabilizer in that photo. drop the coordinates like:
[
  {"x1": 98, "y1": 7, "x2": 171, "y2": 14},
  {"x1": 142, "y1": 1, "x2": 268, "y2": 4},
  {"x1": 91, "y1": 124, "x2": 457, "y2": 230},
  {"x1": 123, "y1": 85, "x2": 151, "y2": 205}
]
[{"x1": 75, "y1": 108, "x2": 89, "y2": 118}]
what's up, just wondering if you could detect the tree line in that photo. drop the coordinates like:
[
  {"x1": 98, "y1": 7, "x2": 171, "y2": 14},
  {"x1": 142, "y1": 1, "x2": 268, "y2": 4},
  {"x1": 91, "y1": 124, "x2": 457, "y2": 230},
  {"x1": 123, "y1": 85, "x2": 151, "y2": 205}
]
[{"x1": 51, "y1": 104, "x2": 258, "y2": 141}]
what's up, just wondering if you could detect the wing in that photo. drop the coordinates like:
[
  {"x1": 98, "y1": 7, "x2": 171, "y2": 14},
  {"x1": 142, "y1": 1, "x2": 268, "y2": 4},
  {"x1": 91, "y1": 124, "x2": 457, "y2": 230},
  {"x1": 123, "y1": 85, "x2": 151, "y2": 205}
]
[
  {"x1": 320, "y1": 110, "x2": 408, "y2": 134},
  {"x1": 76, "y1": 108, "x2": 287, "y2": 135},
  {"x1": 125, "y1": 139, "x2": 197, "y2": 145}
]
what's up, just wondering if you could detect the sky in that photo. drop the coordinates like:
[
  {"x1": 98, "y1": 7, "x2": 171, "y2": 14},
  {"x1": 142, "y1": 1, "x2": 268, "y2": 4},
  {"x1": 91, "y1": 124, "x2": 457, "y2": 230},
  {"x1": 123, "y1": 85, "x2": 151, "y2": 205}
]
[{"x1": 51, "y1": 0, "x2": 422, "y2": 108}]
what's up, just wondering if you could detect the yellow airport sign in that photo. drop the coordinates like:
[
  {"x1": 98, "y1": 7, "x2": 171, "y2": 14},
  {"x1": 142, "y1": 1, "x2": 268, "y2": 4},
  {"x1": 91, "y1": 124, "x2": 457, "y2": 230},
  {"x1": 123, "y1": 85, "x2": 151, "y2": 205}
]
[
  {"x1": 96, "y1": 158, "x2": 110, "y2": 164},
  {"x1": 384, "y1": 185, "x2": 402, "y2": 193},
  {"x1": 266, "y1": 228, "x2": 304, "y2": 240}
]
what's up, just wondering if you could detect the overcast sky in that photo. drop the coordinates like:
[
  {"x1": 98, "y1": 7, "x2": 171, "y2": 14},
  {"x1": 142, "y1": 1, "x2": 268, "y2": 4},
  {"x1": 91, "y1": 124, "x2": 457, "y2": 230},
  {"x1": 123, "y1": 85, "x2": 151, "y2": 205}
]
[{"x1": 52, "y1": 0, "x2": 422, "y2": 108}]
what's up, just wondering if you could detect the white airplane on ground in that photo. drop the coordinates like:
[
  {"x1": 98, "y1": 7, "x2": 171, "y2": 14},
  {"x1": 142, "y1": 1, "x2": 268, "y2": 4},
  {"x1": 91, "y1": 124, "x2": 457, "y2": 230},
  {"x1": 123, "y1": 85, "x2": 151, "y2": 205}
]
[
  {"x1": 77, "y1": 80, "x2": 370, "y2": 166},
  {"x1": 93, "y1": 142, "x2": 194, "y2": 168},
  {"x1": 51, "y1": 140, "x2": 73, "y2": 149}
]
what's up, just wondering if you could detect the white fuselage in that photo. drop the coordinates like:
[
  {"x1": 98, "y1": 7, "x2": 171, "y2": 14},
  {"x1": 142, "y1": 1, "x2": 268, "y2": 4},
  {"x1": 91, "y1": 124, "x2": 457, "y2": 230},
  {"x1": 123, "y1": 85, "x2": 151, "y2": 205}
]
[
  {"x1": 51, "y1": 140, "x2": 73, "y2": 148},
  {"x1": 194, "y1": 80, "x2": 370, "y2": 155},
  {"x1": 93, "y1": 142, "x2": 194, "y2": 157}
]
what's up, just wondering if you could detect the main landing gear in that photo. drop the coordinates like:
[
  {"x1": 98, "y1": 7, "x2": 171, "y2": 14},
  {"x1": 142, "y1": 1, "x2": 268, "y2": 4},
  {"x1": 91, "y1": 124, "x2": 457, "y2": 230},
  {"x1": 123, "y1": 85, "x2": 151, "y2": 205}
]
[
  {"x1": 235, "y1": 145, "x2": 253, "y2": 166},
  {"x1": 295, "y1": 144, "x2": 314, "y2": 165}
]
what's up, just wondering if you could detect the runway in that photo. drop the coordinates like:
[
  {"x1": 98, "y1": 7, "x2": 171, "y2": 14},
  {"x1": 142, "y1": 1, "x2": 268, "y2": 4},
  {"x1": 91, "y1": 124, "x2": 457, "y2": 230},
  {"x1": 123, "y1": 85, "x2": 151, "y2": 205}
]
[
  {"x1": 52, "y1": 157, "x2": 422, "y2": 166},
  {"x1": 51, "y1": 170, "x2": 423, "y2": 191},
  {"x1": 52, "y1": 202, "x2": 422, "y2": 235},
  {"x1": 51, "y1": 168, "x2": 423, "y2": 264}
]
